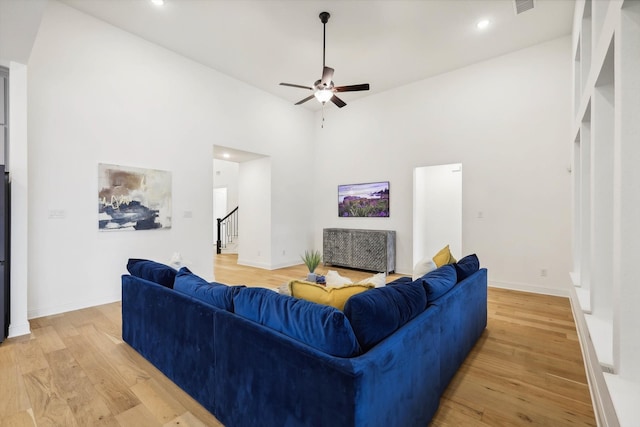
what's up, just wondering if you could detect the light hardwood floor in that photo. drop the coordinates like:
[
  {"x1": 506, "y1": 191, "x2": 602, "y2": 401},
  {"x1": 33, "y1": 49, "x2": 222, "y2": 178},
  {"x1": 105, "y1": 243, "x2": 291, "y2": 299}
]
[{"x1": 0, "y1": 255, "x2": 595, "y2": 426}]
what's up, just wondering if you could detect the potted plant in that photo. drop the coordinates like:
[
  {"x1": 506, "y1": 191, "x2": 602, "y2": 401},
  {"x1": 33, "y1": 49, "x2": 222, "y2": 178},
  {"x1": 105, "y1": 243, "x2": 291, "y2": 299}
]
[{"x1": 301, "y1": 249, "x2": 322, "y2": 282}]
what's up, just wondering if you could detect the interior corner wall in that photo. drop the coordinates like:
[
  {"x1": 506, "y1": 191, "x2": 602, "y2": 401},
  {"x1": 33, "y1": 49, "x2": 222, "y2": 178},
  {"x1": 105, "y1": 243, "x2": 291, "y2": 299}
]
[
  {"x1": 26, "y1": 1, "x2": 314, "y2": 317},
  {"x1": 313, "y1": 36, "x2": 573, "y2": 295}
]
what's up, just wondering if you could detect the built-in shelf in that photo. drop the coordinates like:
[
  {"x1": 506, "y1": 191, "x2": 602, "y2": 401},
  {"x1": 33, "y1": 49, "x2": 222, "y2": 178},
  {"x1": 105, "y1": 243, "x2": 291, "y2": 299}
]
[
  {"x1": 575, "y1": 287, "x2": 591, "y2": 313},
  {"x1": 569, "y1": 271, "x2": 580, "y2": 287},
  {"x1": 592, "y1": 0, "x2": 608, "y2": 48},
  {"x1": 583, "y1": 314, "x2": 613, "y2": 371},
  {"x1": 603, "y1": 374, "x2": 640, "y2": 426},
  {"x1": 574, "y1": 40, "x2": 581, "y2": 113},
  {"x1": 572, "y1": 2, "x2": 639, "y2": 425},
  {"x1": 580, "y1": 1, "x2": 592, "y2": 95}
]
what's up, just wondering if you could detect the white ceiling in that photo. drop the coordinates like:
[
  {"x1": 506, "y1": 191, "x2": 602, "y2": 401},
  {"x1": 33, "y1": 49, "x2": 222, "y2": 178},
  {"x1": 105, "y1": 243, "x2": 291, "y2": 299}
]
[{"x1": 58, "y1": 0, "x2": 575, "y2": 110}]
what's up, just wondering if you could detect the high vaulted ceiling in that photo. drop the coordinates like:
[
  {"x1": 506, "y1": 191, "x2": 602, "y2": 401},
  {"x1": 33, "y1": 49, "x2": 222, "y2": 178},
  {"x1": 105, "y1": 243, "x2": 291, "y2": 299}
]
[{"x1": 15, "y1": 0, "x2": 575, "y2": 110}]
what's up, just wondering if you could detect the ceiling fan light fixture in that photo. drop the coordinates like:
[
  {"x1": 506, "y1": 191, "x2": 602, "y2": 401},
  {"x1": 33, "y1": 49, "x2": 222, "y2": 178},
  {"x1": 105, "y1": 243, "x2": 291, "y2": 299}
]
[{"x1": 314, "y1": 89, "x2": 333, "y2": 104}]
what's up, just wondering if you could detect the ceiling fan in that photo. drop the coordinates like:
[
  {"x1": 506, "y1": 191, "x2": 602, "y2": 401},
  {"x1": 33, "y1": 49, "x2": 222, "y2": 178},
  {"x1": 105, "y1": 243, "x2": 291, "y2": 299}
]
[{"x1": 280, "y1": 11, "x2": 370, "y2": 108}]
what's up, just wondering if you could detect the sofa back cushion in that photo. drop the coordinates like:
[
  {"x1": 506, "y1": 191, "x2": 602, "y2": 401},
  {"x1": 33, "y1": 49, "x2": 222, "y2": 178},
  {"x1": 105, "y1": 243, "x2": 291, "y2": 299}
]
[
  {"x1": 173, "y1": 268, "x2": 242, "y2": 312},
  {"x1": 233, "y1": 287, "x2": 361, "y2": 358},
  {"x1": 453, "y1": 254, "x2": 480, "y2": 282},
  {"x1": 344, "y1": 279, "x2": 427, "y2": 351},
  {"x1": 127, "y1": 258, "x2": 177, "y2": 288},
  {"x1": 420, "y1": 264, "x2": 457, "y2": 303}
]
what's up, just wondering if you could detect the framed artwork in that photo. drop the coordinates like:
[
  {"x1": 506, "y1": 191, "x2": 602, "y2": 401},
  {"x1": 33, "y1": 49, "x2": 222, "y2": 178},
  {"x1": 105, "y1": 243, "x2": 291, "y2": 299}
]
[
  {"x1": 338, "y1": 181, "x2": 390, "y2": 217},
  {"x1": 98, "y1": 163, "x2": 172, "y2": 231}
]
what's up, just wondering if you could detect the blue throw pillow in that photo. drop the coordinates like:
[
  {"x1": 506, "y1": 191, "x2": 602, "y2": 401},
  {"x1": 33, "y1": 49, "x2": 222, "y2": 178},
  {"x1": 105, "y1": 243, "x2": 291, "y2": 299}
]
[
  {"x1": 126, "y1": 258, "x2": 177, "y2": 288},
  {"x1": 173, "y1": 267, "x2": 241, "y2": 311},
  {"x1": 454, "y1": 254, "x2": 480, "y2": 282},
  {"x1": 421, "y1": 264, "x2": 457, "y2": 302},
  {"x1": 233, "y1": 287, "x2": 361, "y2": 358},
  {"x1": 344, "y1": 279, "x2": 427, "y2": 351}
]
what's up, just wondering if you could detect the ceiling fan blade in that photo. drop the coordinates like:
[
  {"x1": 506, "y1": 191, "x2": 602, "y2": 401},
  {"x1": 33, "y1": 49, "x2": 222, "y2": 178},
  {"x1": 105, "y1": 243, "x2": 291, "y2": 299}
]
[
  {"x1": 280, "y1": 83, "x2": 314, "y2": 90},
  {"x1": 320, "y1": 67, "x2": 334, "y2": 87},
  {"x1": 330, "y1": 95, "x2": 346, "y2": 108},
  {"x1": 295, "y1": 94, "x2": 316, "y2": 105},
  {"x1": 334, "y1": 83, "x2": 370, "y2": 92}
]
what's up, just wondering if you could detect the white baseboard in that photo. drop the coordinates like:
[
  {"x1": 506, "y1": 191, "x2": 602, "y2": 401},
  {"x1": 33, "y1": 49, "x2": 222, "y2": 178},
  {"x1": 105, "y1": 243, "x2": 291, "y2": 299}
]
[
  {"x1": 489, "y1": 280, "x2": 570, "y2": 297},
  {"x1": 27, "y1": 294, "x2": 121, "y2": 320},
  {"x1": 236, "y1": 258, "x2": 303, "y2": 271},
  {"x1": 569, "y1": 287, "x2": 620, "y2": 427},
  {"x1": 8, "y1": 321, "x2": 31, "y2": 338},
  {"x1": 269, "y1": 260, "x2": 304, "y2": 270},
  {"x1": 236, "y1": 258, "x2": 272, "y2": 270}
]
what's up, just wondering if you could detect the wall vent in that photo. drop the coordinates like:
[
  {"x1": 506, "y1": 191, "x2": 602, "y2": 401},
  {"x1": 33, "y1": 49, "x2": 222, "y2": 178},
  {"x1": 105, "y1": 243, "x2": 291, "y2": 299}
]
[{"x1": 514, "y1": 0, "x2": 535, "y2": 15}]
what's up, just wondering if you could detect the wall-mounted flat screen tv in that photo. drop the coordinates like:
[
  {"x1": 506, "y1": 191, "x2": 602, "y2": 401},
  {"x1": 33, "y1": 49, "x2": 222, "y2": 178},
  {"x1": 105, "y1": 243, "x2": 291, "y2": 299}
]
[{"x1": 338, "y1": 181, "x2": 390, "y2": 217}]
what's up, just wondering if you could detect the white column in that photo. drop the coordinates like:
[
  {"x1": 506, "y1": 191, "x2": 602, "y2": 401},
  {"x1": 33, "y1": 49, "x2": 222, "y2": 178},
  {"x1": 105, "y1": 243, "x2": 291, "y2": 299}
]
[{"x1": 8, "y1": 61, "x2": 30, "y2": 337}]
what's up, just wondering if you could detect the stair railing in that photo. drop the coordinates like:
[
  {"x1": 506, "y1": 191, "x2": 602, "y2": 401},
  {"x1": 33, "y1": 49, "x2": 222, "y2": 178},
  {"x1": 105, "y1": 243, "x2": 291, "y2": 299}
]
[{"x1": 216, "y1": 206, "x2": 238, "y2": 254}]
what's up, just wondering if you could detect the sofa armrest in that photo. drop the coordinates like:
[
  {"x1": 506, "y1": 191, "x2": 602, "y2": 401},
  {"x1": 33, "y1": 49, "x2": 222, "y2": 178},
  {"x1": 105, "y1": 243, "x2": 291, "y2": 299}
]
[
  {"x1": 431, "y1": 267, "x2": 488, "y2": 393},
  {"x1": 348, "y1": 305, "x2": 442, "y2": 427},
  {"x1": 121, "y1": 274, "x2": 218, "y2": 413}
]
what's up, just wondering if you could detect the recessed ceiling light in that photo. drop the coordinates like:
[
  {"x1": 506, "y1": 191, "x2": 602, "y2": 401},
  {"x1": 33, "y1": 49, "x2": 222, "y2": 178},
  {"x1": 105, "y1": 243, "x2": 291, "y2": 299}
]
[
  {"x1": 150, "y1": 0, "x2": 164, "y2": 6},
  {"x1": 477, "y1": 19, "x2": 490, "y2": 30},
  {"x1": 222, "y1": 153, "x2": 231, "y2": 159}
]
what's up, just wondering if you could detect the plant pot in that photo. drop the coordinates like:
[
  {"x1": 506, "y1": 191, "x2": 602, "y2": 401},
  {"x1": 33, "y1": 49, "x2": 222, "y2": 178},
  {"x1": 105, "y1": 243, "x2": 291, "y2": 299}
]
[{"x1": 307, "y1": 272, "x2": 317, "y2": 282}]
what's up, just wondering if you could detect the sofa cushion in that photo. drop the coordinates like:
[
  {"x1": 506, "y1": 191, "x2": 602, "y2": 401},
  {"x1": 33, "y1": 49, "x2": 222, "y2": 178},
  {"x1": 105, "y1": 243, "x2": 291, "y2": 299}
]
[
  {"x1": 173, "y1": 268, "x2": 241, "y2": 311},
  {"x1": 412, "y1": 256, "x2": 437, "y2": 280},
  {"x1": 421, "y1": 264, "x2": 457, "y2": 302},
  {"x1": 344, "y1": 278, "x2": 427, "y2": 350},
  {"x1": 454, "y1": 254, "x2": 480, "y2": 282},
  {"x1": 289, "y1": 280, "x2": 374, "y2": 311},
  {"x1": 233, "y1": 287, "x2": 361, "y2": 358},
  {"x1": 432, "y1": 245, "x2": 457, "y2": 268},
  {"x1": 126, "y1": 258, "x2": 177, "y2": 288}
]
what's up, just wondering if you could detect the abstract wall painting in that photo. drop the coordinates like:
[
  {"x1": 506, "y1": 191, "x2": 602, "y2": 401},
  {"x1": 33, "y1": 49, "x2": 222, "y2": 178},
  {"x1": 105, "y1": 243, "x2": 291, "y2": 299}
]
[{"x1": 98, "y1": 163, "x2": 172, "y2": 231}]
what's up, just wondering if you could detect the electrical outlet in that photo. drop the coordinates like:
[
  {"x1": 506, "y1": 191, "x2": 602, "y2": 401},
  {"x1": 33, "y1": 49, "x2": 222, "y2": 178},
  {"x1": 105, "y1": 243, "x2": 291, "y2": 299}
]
[
  {"x1": 477, "y1": 211, "x2": 484, "y2": 219},
  {"x1": 540, "y1": 269, "x2": 548, "y2": 277},
  {"x1": 48, "y1": 209, "x2": 66, "y2": 219},
  {"x1": 282, "y1": 250, "x2": 286, "y2": 256}
]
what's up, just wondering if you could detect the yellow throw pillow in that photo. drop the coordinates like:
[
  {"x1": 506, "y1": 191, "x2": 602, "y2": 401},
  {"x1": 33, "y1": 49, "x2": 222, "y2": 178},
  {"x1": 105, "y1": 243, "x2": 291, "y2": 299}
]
[
  {"x1": 289, "y1": 280, "x2": 374, "y2": 311},
  {"x1": 432, "y1": 245, "x2": 457, "y2": 267}
]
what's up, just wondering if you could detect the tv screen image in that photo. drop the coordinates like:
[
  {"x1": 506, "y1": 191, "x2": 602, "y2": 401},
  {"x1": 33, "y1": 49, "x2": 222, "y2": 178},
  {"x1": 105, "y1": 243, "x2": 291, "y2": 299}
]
[{"x1": 338, "y1": 181, "x2": 390, "y2": 217}]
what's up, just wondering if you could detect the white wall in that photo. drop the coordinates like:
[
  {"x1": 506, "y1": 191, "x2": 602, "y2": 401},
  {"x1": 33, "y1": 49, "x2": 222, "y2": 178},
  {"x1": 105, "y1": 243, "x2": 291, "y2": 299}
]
[
  {"x1": 13, "y1": 0, "x2": 574, "y2": 320},
  {"x1": 314, "y1": 37, "x2": 572, "y2": 295},
  {"x1": 26, "y1": 1, "x2": 314, "y2": 318},
  {"x1": 237, "y1": 157, "x2": 271, "y2": 269},
  {"x1": 213, "y1": 158, "x2": 240, "y2": 213}
]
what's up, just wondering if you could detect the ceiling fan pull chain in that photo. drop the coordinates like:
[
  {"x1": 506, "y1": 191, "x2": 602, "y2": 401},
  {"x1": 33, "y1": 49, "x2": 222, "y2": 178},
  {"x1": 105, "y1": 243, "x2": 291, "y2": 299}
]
[{"x1": 321, "y1": 104, "x2": 325, "y2": 128}]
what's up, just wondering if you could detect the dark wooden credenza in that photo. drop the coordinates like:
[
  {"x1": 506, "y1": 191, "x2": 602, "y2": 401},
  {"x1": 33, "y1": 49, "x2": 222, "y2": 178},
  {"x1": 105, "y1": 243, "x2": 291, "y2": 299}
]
[{"x1": 323, "y1": 228, "x2": 396, "y2": 274}]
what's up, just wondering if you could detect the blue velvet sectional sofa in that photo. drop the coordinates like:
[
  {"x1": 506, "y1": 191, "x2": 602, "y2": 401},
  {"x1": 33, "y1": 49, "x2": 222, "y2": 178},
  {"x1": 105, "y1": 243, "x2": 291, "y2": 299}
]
[{"x1": 121, "y1": 256, "x2": 487, "y2": 427}]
